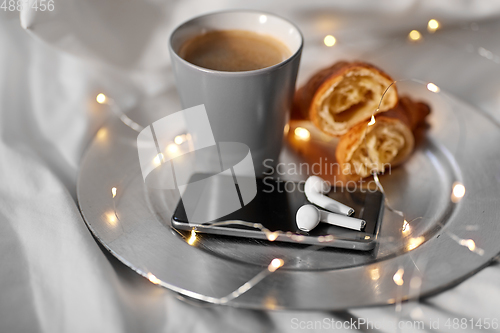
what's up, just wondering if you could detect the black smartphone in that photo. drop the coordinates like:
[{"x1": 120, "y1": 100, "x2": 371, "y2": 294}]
[{"x1": 171, "y1": 174, "x2": 384, "y2": 251}]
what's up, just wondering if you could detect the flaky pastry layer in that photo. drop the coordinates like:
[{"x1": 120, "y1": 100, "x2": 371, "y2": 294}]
[
  {"x1": 292, "y1": 61, "x2": 398, "y2": 136},
  {"x1": 335, "y1": 96, "x2": 431, "y2": 179}
]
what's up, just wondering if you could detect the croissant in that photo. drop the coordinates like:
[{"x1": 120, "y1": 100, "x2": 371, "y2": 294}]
[
  {"x1": 292, "y1": 61, "x2": 398, "y2": 136},
  {"x1": 335, "y1": 96, "x2": 430, "y2": 179}
]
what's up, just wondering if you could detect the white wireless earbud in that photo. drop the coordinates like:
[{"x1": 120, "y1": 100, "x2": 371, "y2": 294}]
[
  {"x1": 304, "y1": 176, "x2": 355, "y2": 216},
  {"x1": 296, "y1": 204, "x2": 366, "y2": 232}
]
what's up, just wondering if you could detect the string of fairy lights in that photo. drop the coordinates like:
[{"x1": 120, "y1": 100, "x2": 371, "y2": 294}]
[{"x1": 95, "y1": 18, "x2": 492, "y2": 308}]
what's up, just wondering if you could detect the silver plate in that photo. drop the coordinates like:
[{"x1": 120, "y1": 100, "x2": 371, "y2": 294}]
[{"x1": 77, "y1": 77, "x2": 500, "y2": 310}]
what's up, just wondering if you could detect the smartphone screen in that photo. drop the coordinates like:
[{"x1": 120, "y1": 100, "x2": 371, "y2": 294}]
[{"x1": 171, "y1": 174, "x2": 384, "y2": 250}]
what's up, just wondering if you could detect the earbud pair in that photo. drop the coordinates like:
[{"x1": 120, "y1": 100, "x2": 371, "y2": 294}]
[
  {"x1": 296, "y1": 176, "x2": 366, "y2": 232},
  {"x1": 304, "y1": 176, "x2": 354, "y2": 216}
]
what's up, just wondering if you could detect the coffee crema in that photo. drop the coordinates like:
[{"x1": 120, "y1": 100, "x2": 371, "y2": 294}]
[{"x1": 178, "y1": 29, "x2": 291, "y2": 72}]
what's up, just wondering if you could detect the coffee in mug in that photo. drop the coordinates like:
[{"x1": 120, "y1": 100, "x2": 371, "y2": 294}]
[{"x1": 178, "y1": 29, "x2": 291, "y2": 72}]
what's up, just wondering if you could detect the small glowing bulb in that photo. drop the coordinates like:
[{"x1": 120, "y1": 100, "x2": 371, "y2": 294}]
[
  {"x1": 153, "y1": 153, "x2": 164, "y2": 166},
  {"x1": 147, "y1": 273, "x2": 161, "y2": 285},
  {"x1": 264, "y1": 296, "x2": 278, "y2": 310},
  {"x1": 368, "y1": 115, "x2": 376, "y2": 126},
  {"x1": 324, "y1": 235, "x2": 334, "y2": 242},
  {"x1": 111, "y1": 187, "x2": 117, "y2": 198},
  {"x1": 393, "y1": 268, "x2": 404, "y2": 286},
  {"x1": 428, "y1": 19, "x2": 440, "y2": 32},
  {"x1": 452, "y1": 182, "x2": 465, "y2": 202},
  {"x1": 174, "y1": 135, "x2": 185, "y2": 145},
  {"x1": 402, "y1": 219, "x2": 410, "y2": 233},
  {"x1": 259, "y1": 15, "x2": 267, "y2": 24},
  {"x1": 461, "y1": 239, "x2": 476, "y2": 252},
  {"x1": 457, "y1": 238, "x2": 483, "y2": 255},
  {"x1": 408, "y1": 30, "x2": 422, "y2": 42},
  {"x1": 370, "y1": 268, "x2": 380, "y2": 281},
  {"x1": 266, "y1": 231, "x2": 279, "y2": 241},
  {"x1": 167, "y1": 144, "x2": 178, "y2": 153},
  {"x1": 294, "y1": 127, "x2": 310, "y2": 141},
  {"x1": 96, "y1": 93, "x2": 107, "y2": 104},
  {"x1": 407, "y1": 236, "x2": 425, "y2": 251},
  {"x1": 187, "y1": 229, "x2": 197, "y2": 245},
  {"x1": 324, "y1": 35, "x2": 336, "y2": 47},
  {"x1": 427, "y1": 82, "x2": 440, "y2": 93},
  {"x1": 106, "y1": 212, "x2": 117, "y2": 225},
  {"x1": 268, "y1": 258, "x2": 284, "y2": 272}
]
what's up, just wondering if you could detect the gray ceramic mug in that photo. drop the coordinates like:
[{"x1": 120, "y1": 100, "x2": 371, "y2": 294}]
[{"x1": 169, "y1": 10, "x2": 303, "y2": 175}]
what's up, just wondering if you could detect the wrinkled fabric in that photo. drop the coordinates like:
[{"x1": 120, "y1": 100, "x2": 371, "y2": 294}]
[
  {"x1": 1, "y1": 1, "x2": 500, "y2": 332},
  {"x1": 19, "y1": 0, "x2": 500, "y2": 69}
]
